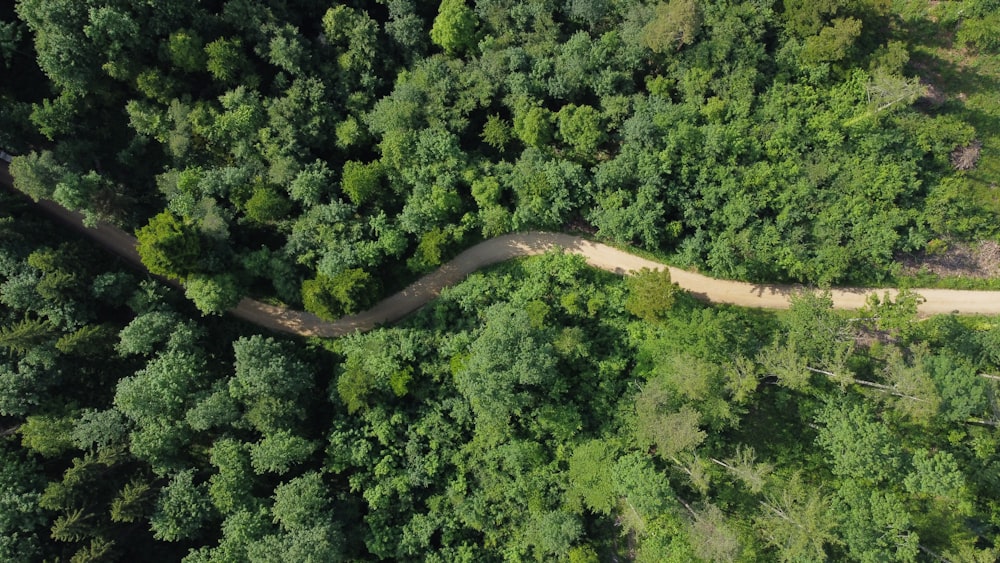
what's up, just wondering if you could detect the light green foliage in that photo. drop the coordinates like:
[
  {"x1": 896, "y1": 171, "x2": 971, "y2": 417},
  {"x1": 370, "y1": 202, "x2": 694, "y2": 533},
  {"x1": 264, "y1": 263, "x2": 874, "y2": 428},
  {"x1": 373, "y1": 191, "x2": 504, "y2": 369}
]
[
  {"x1": 208, "y1": 439, "x2": 256, "y2": 515},
  {"x1": 271, "y1": 472, "x2": 331, "y2": 531},
  {"x1": 566, "y1": 440, "x2": 618, "y2": 515},
  {"x1": 244, "y1": 186, "x2": 291, "y2": 224},
  {"x1": 801, "y1": 17, "x2": 863, "y2": 64},
  {"x1": 301, "y1": 268, "x2": 374, "y2": 320},
  {"x1": 167, "y1": 29, "x2": 206, "y2": 73},
  {"x1": 481, "y1": 114, "x2": 512, "y2": 151},
  {"x1": 816, "y1": 400, "x2": 902, "y2": 484},
  {"x1": 642, "y1": 0, "x2": 702, "y2": 52},
  {"x1": 8, "y1": 150, "x2": 66, "y2": 201},
  {"x1": 109, "y1": 478, "x2": 151, "y2": 523},
  {"x1": 340, "y1": 160, "x2": 383, "y2": 206},
  {"x1": 635, "y1": 386, "x2": 706, "y2": 459},
  {"x1": 833, "y1": 480, "x2": 919, "y2": 563},
  {"x1": 135, "y1": 211, "x2": 202, "y2": 281},
  {"x1": 688, "y1": 503, "x2": 742, "y2": 563},
  {"x1": 249, "y1": 430, "x2": 318, "y2": 475},
  {"x1": 335, "y1": 328, "x2": 420, "y2": 413},
  {"x1": 0, "y1": 317, "x2": 54, "y2": 356},
  {"x1": 625, "y1": 268, "x2": 677, "y2": 321},
  {"x1": 204, "y1": 38, "x2": 250, "y2": 85},
  {"x1": 556, "y1": 104, "x2": 606, "y2": 159},
  {"x1": 756, "y1": 473, "x2": 837, "y2": 562},
  {"x1": 184, "y1": 273, "x2": 242, "y2": 315},
  {"x1": 19, "y1": 414, "x2": 75, "y2": 457},
  {"x1": 430, "y1": 0, "x2": 478, "y2": 56},
  {"x1": 512, "y1": 101, "x2": 554, "y2": 149}
]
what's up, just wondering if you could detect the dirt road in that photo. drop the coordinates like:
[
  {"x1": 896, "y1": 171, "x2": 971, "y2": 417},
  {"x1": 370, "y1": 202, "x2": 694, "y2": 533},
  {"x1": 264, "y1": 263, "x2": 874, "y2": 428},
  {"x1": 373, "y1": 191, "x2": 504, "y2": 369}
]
[{"x1": 4, "y1": 161, "x2": 1000, "y2": 338}]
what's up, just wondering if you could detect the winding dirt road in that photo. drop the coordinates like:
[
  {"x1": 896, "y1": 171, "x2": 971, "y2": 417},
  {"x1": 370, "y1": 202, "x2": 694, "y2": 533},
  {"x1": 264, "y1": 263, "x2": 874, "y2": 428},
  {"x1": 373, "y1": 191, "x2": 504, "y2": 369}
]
[{"x1": 4, "y1": 162, "x2": 1000, "y2": 337}]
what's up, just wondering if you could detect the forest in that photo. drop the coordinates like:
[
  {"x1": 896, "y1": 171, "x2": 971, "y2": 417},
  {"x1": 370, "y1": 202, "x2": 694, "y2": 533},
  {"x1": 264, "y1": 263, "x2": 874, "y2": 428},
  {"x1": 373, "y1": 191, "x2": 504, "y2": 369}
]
[{"x1": 1, "y1": 0, "x2": 1000, "y2": 561}]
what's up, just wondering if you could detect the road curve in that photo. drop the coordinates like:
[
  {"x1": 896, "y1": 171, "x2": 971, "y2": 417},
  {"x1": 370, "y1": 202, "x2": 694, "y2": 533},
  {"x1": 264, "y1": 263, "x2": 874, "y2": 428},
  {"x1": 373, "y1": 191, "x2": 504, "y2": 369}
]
[{"x1": 4, "y1": 162, "x2": 1000, "y2": 337}]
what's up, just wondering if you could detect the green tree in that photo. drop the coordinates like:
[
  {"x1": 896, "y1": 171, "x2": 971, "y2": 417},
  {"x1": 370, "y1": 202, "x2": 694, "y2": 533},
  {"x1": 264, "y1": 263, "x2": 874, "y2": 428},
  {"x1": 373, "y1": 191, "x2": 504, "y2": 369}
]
[
  {"x1": 481, "y1": 114, "x2": 512, "y2": 152},
  {"x1": 642, "y1": 0, "x2": 702, "y2": 52},
  {"x1": 756, "y1": 473, "x2": 837, "y2": 563},
  {"x1": 19, "y1": 414, "x2": 75, "y2": 458},
  {"x1": 625, "y1": 268, "x2": 678, "y2": 321},
  {"x1": 8, "y1": 150, "x2": 67, "y2": 202},
  {"x1": 249, "y1": 430, "x2": 319, "y2": 475},
  {"x1": 566, "y1": 439, "x2": 618, "y2": 515},
  {"x1": 271, "y1": 472, "x2": 332, "y2": 531},
  {"x1": 430, "y1": 0, "x2": 478, "y2": 56},
  {"x1": 135, "y1": 211, "x2": 202, "y2": 281},
  {"x1": 340, "y1": 160, "x2": 384, "y2": 206},
  {"x1": 301, "y1": 268, "x2": 375, "y2": 320},
  {"x1": 184, "y1": 273, "x2": 242, "y2": 315},
  {"x1": 150, "y1": 469, "x2": 213, "y2": 542},
  {"x1": 109, "y1": 479, "x2": 151, "y2": 524},
  {"x1": 205, "y1": 37, "x2": 252, "y2": 86},
  {"x1": 167, "y1": 29, "x2": 206, "y2": 73},
  {"x1": 556, "y1": 104, "x2": 605, "y2": 159}
]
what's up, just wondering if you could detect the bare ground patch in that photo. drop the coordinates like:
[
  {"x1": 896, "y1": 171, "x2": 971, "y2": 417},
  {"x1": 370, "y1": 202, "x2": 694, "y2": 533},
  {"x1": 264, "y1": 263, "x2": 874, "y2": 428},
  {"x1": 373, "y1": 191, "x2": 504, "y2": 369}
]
[{"x1": 899, "y1": 240, "x2": 1000, "y2": 278}]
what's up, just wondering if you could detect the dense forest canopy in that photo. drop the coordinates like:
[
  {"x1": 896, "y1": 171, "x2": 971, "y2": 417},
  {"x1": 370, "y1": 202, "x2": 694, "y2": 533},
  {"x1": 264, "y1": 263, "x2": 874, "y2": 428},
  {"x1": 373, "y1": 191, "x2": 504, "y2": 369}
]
[
  {"x1": 1, "y1": 0, "x2": 1000, "y2": 561},
  {"x1": 4, "y1": 0, "x2": 1000, "y2": 316}
]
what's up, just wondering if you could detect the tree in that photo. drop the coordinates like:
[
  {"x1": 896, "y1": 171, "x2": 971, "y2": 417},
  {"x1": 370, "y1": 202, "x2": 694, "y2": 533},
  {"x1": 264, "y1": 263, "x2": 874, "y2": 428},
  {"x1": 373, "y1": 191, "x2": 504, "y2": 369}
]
[
  {"x1": 167, "y1": 29, "x2": 206, "y2": 73},
  {"x1": 688, "y1": 503, "x2": 742, "y2": 563},
  {"x1": 642, "y1": 0, "x2": 702, "y2": 52},
  {"x1": 566, "y1": 439, "x2": 618, "y2": 515},
  {"x1": 0, "y1": 445, "x2": 46, "y2": 561},
  {"x1": 454, "y1": 303, "x2": 559, "y2": 444},
  {"x1": 815, "y1": 400, "x2": 902, "y2": 485},
  {"x1": 244, "y1": 186, "x2": 291, "y2": 224},
  {"x1": 301, "y1": 268, "x2": 375, "y2": 320},
  {"x1": 0, "y1": 317, "x2": 54, "y2": 356},
  {"x1": 205, "y1": 38, "x2": 253, "y2": 86},
  {"x1": 230, "y1": 335, "x2": 312, "y2": 433},
  {"x1": 109, "y1": 479, "x2": 151, "y2": 524},
  {"x1": 635, "y1": 391, "x2": 706, "y2": 460},
  {"x1": 150, "y1": 469, "x2": 213, "y2": 542},
  {"x1": 8, "y1": 150, "x2": 67, "y2": 202},
  {"x1": 756, "y1": 473, "x2": 837, "y2": 562},
  {"x1": 208, "y1": 439, "x2": 256, "y2": 515},
  {"x1": 625, "y1": 268, "x2": 678, "y2": 321},
  {"x1": 249, "y1": 430, "x2": 318, "y2": 475},
  {"x1": 512, "y1": 101, "x2": 554, "y2": 149},
  {"x1": 184, "y1": 273, "x2": 242, "y2": 315},
  {"x1": 135, "y1": 211, "x2": 202, "y2": 281},
  {"x1": 340, "y1": 160, "x2": 384, "y2": 206},
  {"x1": 481, "y1": 114, "x2": 512, "y2": 152},
  {"x1": 430, "y1": 0, "x2": 478, "y2": 56},
  {"x1": 556, "y1": 104, "x2": 605, "y2": 159},
  {"x1": 803, "y1": 17, "x2": 863, "y2": 64},
  {"x1": 19, "y1": 414, "x2": 75, "y2": 458},
  {"x1": 833, "y1": 480, "x2": 919, "y2": 563},
  {"x1": 271, "y1": 472, "x2": 332, "y2": 531}
]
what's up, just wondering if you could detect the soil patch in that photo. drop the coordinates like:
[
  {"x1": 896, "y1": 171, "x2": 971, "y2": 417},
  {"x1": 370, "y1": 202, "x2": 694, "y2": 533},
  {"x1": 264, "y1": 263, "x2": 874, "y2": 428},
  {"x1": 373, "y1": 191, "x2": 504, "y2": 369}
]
[{"x1": 900, "y1": 240, "x2": 1000, "y2": 279}]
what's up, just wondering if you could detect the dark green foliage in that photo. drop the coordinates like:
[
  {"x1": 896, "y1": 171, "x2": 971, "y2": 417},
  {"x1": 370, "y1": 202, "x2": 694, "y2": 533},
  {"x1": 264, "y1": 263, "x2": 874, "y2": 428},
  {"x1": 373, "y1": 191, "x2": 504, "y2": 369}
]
[{"x1": 150, "y1": 470, "x2": 212, "y2": 542}]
